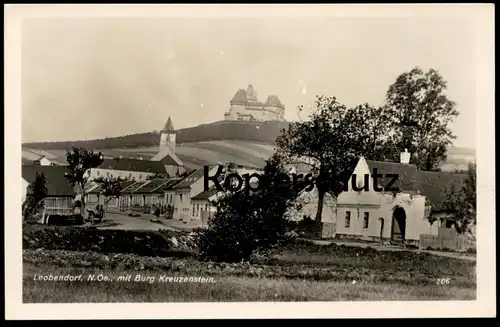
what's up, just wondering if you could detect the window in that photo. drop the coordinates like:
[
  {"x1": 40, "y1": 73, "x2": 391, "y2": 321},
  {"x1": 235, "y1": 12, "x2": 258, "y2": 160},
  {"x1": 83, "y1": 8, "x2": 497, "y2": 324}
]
[
  {"x1": 192, "y1": 205, "x2": 195, "y2": 216},
  {"x1": 96, "y1": 171, "x2": 100, "y2": 176},
  {"x1": 129, "y1": 173, "x2": 132, "y2": 179},
  {"x1": 196, "y1": 204, "x2": 199, "y2": 216},
  {"x1": 345, "y1": 211, "x2": 351, "y2": 228},
  {"x1": 363, "y1": 212, "x2": 369, "y2": 228},
  {"x1": 139, "y1": 174, "x2": 143, "y2": 180},
  {"x1": 180, "y1": 194, "x2": 183, "y2": 202}
]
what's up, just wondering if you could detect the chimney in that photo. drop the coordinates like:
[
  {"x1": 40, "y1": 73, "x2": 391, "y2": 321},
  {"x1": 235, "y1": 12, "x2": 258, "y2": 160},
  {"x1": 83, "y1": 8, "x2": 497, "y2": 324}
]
[{"x1": 400, "y1": 149, "x2": 410, "y2": 164}]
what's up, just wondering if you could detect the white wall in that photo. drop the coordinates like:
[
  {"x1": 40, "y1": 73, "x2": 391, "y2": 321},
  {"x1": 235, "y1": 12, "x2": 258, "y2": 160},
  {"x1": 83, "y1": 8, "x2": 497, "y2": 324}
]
[
  {"x1": 39, "y1": 157, "x2": 52, "y2": 166},
  {"x1": 335, "y1": 157, "x2": 431, "y2": 241}
]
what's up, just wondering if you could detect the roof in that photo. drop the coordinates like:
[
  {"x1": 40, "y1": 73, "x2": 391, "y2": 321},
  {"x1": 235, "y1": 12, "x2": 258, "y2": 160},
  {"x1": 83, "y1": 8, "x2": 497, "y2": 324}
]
[
  {"x1": 161, "y1": 117, "x2": 175, "y2": 133},
  {"x1": 22, "y1": 165, "x2": 75, "y2": 197},
  {"x1": 122, "y1": 181, "x2": 148, "y2": 193},
  {"x1": 152, "y1": 178, "x2": 182, "y2": 192},
  {"x1": 231, "y1": 89, "x2": 248, "y2": 104},
  {"x1": 132, "y1": 178, "x2": 171, "y2": 194},
  {"x1": 365, "y1": 160, "x2": 419, "y2": 192},
  {"x1": 191, "y1": 186, "x2": 220, "y2": 200},
  {"x1": 264, "y1": 95, "x2": 284, "y2": 108},
  {"x1": 364, "y1": 158, "x2": 468, "y2": 212},
  {"x1": 98, "y1": 158, "x2": 166, "y2": 174},
  {"x1": 150, "y1": 147, "x2": 183, "y2": 166},
  {"x1": 173, "y1": 167, "x2": 207, "y2": 190},
  {"x1": 87, "y1": 180, "x2": 137, "y2": 194},
  {"x1": 415, "y1": 171, "x2": 468, "y2": 212},
  {"x1": 22, "y1": 149, "x2": 42, "y2": 161}
]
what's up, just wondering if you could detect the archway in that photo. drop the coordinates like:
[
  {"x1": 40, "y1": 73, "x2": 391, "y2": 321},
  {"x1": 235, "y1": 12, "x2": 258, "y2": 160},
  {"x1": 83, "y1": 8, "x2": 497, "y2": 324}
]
[{"x1": 391, "y1": 206, "x2": 406, "y2": 244}]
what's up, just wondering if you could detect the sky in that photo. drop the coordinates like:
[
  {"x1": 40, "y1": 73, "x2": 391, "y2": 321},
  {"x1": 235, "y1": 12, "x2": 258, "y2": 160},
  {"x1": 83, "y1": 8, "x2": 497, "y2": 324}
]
[{"x1": 22, "y1": 15, "x2": 477, "y2": 148}]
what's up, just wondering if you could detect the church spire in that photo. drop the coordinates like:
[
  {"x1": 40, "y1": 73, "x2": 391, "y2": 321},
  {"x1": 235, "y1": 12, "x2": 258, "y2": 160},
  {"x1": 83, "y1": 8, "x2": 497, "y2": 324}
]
[{"x1": 161, "y1": 117, "x2": 175, "y2": 133}]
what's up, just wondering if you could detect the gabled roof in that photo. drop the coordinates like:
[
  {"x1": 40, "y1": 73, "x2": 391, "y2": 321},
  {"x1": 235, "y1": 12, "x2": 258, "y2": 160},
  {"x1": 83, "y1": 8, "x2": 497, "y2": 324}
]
[
  {"x1": 132, "y1": 178, "x2": 170, "y2": 194},
  {"x1": 98, "y1": 158, "x2": 166, "y2": 174},
  {"x1": 152, "y1": 178, "x2": 182, "y2": 192},
  {"x1": 122, "y1": 181, "x2": 149, "y2": 194},
  {"x1": 264, "y1": 95, "x2": 284, "y2": 108},
  {"x1": 87, "y1": 180, "x2": 137, "y2": 194},
  {"x1": 173, "y1": 167, "x2": 207, "y2": 190},
  {"x1": 150, "y1": 147, "x2": 183, "y2": 166},
  {"x1": 230, "y1": 89, "x2": 248, "y2": 104},
  {"x1": 191, "y1": 186, "x2": 220, "y2": 200},
  {"x1": 120, "y1": 181, "x2": 141, "y2": 193},
  {"x1": 365, "y1": 160, "x2": 419, "y2": 192},
  {"x1": 161, "y1": 117, "x2": 175, "y2": 133},
  {"x1": 22, "y1": 165, "x2": 75, "y2": 197},
  {"x1": 363, "y1": 158, "x2": 469, "y2": 212}
]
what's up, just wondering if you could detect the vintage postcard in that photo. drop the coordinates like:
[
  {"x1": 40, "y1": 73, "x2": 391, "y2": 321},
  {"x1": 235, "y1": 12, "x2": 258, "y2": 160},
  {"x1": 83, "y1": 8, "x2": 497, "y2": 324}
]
[{"x1": 5, "y1": 4, "x2": 495, "y2": 319}]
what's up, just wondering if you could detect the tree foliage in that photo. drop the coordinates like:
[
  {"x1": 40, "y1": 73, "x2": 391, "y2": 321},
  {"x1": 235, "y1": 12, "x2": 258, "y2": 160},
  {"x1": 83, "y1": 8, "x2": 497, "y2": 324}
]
[
  {"x1": 442, "y1": 162, "x2": 476, "y2": 236},
  {"x1": 65, "y1": 147, "x2": 104, "y2": 218},
  {"x1": 23, "y1": 173, "x2": 48, "y2": 223},
  {"x1": 276, "y1": 96, "x2": 390, "y2": 222},
  {"x1": 94, "y1": 176, "x2": 126, "y2": 202},
  {"x1": 197, "y1": 153, "x2": 302, "y2": 263},
  {"x1": 384, "y1": 67, "x2": 459, "y2": 171}
]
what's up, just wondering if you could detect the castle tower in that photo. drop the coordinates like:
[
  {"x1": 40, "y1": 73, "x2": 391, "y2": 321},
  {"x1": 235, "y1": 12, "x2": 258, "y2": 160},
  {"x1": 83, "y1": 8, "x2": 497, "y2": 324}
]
[{"x1": 160, "y1": 117, "x2": 176, "y2": 154}]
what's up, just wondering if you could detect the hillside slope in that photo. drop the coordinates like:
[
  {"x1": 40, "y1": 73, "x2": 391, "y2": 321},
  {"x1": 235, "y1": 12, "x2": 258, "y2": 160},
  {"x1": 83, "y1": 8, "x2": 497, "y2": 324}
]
[
  {"x1": 22, "y1": 120, "x2": 290, "y2": 150},
  {"x1": 22, "y1": 120, "x2": 475, "y2": 172}
]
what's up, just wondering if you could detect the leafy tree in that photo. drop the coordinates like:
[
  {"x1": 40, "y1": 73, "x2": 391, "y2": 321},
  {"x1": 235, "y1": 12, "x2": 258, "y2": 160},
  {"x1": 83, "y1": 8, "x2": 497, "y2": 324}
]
[
  {"x1": 23, "y1": 173, "x2": 48, "y2": 223},
  {"x1": 442, "y1": 162, "x2": 476, "y2": 237},
  {"x1": 64, "y1": 147, "x2": 104, "y2": 219},
  {"x1": 276, "y1": 96, "x2": 390, "y2": 222},
  {"x1": 94, "y1": 176, "x2": 126, "y2": 221},
  {"x1": 384, "y1": 67, "x2": 459, "y2": 171},
  {"x1": 197, "y1": 153, "x2": 302, "y2": 263}
]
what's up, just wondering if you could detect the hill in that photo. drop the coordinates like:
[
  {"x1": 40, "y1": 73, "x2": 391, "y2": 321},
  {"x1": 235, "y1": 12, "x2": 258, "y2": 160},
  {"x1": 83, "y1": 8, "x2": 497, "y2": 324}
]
[
  {"x1": 22, "y1": 119, "x2": 475, "y2": 172},
  {"x1": 22, "y1": 120, "x2": 290, "y2": 150}
]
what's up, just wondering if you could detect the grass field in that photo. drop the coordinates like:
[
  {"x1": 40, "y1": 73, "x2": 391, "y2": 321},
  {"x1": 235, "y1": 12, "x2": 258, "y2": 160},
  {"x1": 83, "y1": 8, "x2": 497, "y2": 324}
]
[
  {"x1": 23, "y1": 261, "x2": 474, "y2": 302},
  {"x1": 23, "y1": 238, "x2": 476, "y2": 302}
]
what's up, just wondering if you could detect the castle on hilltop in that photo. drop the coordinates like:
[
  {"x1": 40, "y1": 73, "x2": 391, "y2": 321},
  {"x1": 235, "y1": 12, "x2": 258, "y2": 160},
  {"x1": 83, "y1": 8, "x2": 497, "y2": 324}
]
[{"x1": 224, "y1": 84, "x2": 285, "y2": 122}]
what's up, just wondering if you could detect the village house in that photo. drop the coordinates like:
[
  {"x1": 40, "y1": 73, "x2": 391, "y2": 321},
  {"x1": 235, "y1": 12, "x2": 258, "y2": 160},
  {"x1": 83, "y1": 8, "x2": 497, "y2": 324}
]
[
  {"x1": 90, "y1": 157, "x2": 167, "y2": 182},
  {"x1": 129, "y1": 178, "x2": 172, "y2": 209},
  {"x1": 190, "y1": 186, "x2": 222, "y2": 225},
  {"x1": 22, "y1": 165, "x2": 77, "y2": 222},
  {"x1": 171, "y1": 166, "x2": 223, "y2": 222},
  {"x1": 334, "y1": 151, "x2": 468, "y2": 246},
  {"x1": 121, "y1": 181, "x2": 150, "y2": 208},
  {"x1": 85, "y1": 180, "x2": 137, "y2": 210}
]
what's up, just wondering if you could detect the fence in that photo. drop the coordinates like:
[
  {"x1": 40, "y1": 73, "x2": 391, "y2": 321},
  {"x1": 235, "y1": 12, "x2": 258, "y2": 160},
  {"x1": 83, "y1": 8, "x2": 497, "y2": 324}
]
[{"x1": 420, "y1": 228, "x2": 476, "y2": 252}]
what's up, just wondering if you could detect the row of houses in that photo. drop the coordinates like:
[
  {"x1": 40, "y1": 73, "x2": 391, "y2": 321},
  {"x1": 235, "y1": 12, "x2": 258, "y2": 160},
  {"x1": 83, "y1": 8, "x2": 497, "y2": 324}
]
[{"x1": 22, "y1": 148, "x2": 473, "y2": 247}]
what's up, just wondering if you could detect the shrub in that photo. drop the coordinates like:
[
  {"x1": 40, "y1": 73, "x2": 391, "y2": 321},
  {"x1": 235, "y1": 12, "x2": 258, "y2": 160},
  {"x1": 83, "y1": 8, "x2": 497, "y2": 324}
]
[{"x1": 197, "y1": 154, "x2": 301, "y2": 263}]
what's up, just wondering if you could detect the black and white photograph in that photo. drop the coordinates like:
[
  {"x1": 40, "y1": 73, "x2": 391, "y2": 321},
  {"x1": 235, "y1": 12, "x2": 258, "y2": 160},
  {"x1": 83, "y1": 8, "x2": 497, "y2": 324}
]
[{"x1": 4, "y1": 4, "x2": 495, "y2": 319}]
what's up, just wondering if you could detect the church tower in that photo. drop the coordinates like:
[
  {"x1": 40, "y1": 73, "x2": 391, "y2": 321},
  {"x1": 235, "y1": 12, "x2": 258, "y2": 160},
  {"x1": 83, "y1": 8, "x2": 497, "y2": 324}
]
[{"x1": 160, "y1": 117, "x2": 176, "y2": 154}]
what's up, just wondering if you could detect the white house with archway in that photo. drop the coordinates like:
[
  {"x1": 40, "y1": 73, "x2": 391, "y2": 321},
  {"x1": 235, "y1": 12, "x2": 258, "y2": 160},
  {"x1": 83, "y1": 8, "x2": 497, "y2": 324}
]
[{"x1": 335, "y1": 154, "x2": 447, "y2": 246}]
